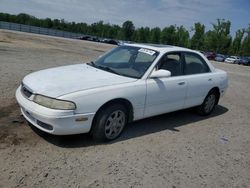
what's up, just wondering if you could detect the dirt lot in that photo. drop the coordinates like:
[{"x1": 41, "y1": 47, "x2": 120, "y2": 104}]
[{"x1": 0, "y1": 30, "x2": 249, "y2": 188}]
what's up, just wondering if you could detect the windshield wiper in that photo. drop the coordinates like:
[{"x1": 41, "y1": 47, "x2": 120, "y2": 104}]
[
  {"x1": 87, "y1": 62, "x2": 125, "y2": 77},
  {"x1": 86, "y1": 61, "x2": 96, "y2": 67},
  {"x1": 98, "y1": 65, "x2": 120, "y2": 75}
]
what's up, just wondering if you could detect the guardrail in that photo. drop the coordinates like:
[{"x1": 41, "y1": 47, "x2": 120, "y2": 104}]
[{"x1": 0, "y1": 21, "x2": 83, "y2": 39}]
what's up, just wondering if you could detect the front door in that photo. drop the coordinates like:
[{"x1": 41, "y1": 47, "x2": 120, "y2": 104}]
[{"x1": 144, "y1": 52, "x2": 187, "y2": 118}]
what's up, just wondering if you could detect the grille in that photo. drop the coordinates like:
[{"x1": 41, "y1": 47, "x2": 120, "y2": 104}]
[{"x1": 21, "y1": 84, "x2": 33, "y2": 98}]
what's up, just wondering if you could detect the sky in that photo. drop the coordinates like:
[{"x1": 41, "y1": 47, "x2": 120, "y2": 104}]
[{"x1": 0, "y1": 0, "x2": 249, "y2": 36}]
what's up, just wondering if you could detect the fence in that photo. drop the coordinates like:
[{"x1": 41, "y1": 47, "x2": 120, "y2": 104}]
[{"x1": 0, "y1": 21, "x2": 83, "y2": 39}]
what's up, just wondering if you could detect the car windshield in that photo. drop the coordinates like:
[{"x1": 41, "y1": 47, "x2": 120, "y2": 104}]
[{"x1": 91, "y1": 46, "x2": 158, "y2": 78}]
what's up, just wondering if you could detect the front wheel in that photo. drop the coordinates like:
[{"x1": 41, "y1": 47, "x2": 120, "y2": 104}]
[
  {"x1": 91, "y1": 104, "x2": 128, "y2": 141},
  {"x1": 197, "y1": 91, "x2": 217, "y2": 116}
]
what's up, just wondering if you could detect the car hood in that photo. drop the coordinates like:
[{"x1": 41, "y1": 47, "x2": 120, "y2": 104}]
[{"x1": 22, "y1": 64, "x2": 136, "y2": 98}]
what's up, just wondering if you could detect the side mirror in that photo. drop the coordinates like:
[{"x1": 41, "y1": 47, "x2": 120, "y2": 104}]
[{"x1": 150, "y1": 69, "x2": 171, "y2": 78}]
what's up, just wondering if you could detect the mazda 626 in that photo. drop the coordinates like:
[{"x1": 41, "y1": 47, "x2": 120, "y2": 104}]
[{"x1": 16, "y1": 44, "x2": 228, "y2": 141}]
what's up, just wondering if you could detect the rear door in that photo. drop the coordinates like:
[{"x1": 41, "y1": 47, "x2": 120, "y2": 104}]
[{"x1": 182, "y1": 52, "x2": 214, "y2": 108}]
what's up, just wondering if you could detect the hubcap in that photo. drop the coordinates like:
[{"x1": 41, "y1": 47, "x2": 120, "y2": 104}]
[
  {"x1": 204, "y1": 94, "x2": 216, "y2": 113},
  {"x1": 105, "y1": 110, "x2": 126, "y2": 139}
]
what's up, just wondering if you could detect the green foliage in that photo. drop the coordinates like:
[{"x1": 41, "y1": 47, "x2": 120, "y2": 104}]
[
  {"x1": 175, "y1": 26, "x2": 190, "y2": 47},
  {"x1": 122, "y1": 21, "x2": 135, "y2": 41},
  {"x1": 134, "y1": 27, "x2": 149, "y2": 43},
  {"x1": 191, "y1": 22, "x2": 205, "y2": 50},
  {"x1": 150, "y1": 27, "x2": 161, "y2": 43},
  {"x1": 231, "y1": 29, "x2": 244, "y2": 55},
  {"x1": 0, "y1": 12, "x2": 249, "y2": 55},
  {"x1": 240, "y1": 27, "x2": 250, "y2": 56},
  {"x1": 204, "y1": 19, "x2": 232, "y2": 54},
  {"x1": 160, "y1": 25, "x2": 176, "y2": 45}
]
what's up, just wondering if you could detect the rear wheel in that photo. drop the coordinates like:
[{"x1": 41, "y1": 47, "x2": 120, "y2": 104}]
[
  {"x1": 197, "y1": 91, "x2": 218, "y2": 116},
  {"x1": 91, "y1": 104, "x2": 128, "y2": 141}
]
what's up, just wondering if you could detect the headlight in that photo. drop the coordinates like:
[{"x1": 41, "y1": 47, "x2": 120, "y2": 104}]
[{"x1": 33, "y1": 95, "x2": 76, "y2": 110}]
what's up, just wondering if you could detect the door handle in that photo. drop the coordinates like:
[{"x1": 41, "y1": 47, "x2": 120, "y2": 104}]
[
  {"x1": 178, "y1": 82, "x2": 186, "y2": 85},
  {"x1": 208, "y1": 78, "x2": 212, "y2": 81}
]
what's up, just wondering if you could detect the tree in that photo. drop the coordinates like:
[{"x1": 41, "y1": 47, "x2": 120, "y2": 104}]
[
  {"x1": 240, "y1": 26, "x2": 250, "y2": 56},
  {"x1": 1, "y1": 12, "x2": 250, "y2": 55},
  {"x1": 135, "y1": 27, "x2": 148, "y2": 43},
  {"x1": 204, "y1": 30, "x2": 216, "y2": 51},
  {"x1": 190, "y1": 22, "x2": 205, "y2": 50},
  {"x1": 231, "y1": 29, "x2": 244, "y2": 55},
  {"x1": 160, "y1": 25, "x2": 176, "y2": 45},
  {"x1": 122, "y1": 20, "x2": 135, "y2": 41},
  {"x1": 0, "y1": 13, "x2": 9, "y2": 21},
  {"x1": 204, "y1": 19, "x2": 232, "y2": 54},
  {"x1": 150, "y1": 27, "x2": 161, "y2": 43},
  {"x1": 43, "y1": 18, "x2": 53, "y2": 28},
  {"x1": 16, "y1": 13, "x2": 32, "y2": 24},
  {"x1": 175, "y1": 26, "x2": 189, "y2": 47},
  {"x1": 52, "y1": 19, "x2": 61, "y2": 29}
]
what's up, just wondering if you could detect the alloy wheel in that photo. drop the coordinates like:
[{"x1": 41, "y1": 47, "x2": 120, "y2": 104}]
[
  {"x1": 104, "y1": 110, "x2": 126, "y2": 139},
  {"x1": 204, "y1": 94, "x2": 216, "y2": 113}
]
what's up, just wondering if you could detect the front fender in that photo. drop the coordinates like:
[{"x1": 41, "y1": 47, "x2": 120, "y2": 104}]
[{"x1": 59, "y1": 80, "x2": 146, "y2": 120}]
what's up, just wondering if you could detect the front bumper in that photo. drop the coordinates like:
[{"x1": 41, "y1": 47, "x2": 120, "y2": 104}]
[{"x1": 16, "y1": 86, "x2": 95, "y2": 135}]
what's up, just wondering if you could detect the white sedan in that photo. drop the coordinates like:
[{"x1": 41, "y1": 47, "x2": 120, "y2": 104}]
[
  {"x1": 225, "y1": 56, "x2": 240, "y2": 64},
  {"x1": 16, "y1": 44, "x2": 228, "y2": 141}
]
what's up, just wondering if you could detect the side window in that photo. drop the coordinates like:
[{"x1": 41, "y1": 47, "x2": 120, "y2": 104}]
[
  {"x1": 158, "y1": 53, "x2": 183, "y2": 76},
  {"x1": 184, "y1": 53, "x2": 210, "y2": 75}
]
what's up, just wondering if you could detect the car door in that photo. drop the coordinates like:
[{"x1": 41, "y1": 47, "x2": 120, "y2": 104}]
[
  {"x1": 144, "y1": 52, "x2": 188, "y2": 118},
  {"x1": 182, "y1": 52, "x2": 214, "y2": 108}
]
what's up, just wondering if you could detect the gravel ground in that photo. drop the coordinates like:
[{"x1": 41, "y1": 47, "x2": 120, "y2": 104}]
[{"x1": 0, "y1": 30, "x2": 249, "y2": 188}]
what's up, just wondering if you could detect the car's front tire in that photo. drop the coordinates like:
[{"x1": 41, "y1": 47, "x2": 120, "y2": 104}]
[
  {"x1": 197, "y1": 90, "x2": 218, "y2": 116},
  {"x1": 91, "y1": 104, "x2": 128, "y2": 141}
]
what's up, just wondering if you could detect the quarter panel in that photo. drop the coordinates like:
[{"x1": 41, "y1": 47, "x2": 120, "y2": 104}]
[{"x1": 184, "y1": 73, "x2": 215, "y2": 108}]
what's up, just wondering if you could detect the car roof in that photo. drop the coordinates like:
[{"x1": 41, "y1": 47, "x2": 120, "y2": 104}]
[{"x1": 125, "y1": 43, "x2": 196, "y2": 54}]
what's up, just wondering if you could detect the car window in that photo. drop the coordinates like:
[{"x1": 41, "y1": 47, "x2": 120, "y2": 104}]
[
  {"x1": 184, "y1": 53, "x2": 210, "y2": 75},
  {"x1": 158, "y1": 53, "x2": 183, "y2": 77},
  {"x1": 104, "y1": 49, "x2": 131, "y2": 63},
  {"x1": 135, "y1": 52, "x2": 155, "y2": 63},
  {"x1": 94, "y1": 46, "x2": 159, "y2": 78}
]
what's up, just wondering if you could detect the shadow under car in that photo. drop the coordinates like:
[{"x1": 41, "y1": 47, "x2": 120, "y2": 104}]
[{"x1": 28, "y1": 105, "x2": 228, "y2": 148}]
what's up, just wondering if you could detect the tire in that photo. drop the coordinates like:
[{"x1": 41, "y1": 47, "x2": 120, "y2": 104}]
[
  {"x1": 91, "y1": 104, "x2": 128, "y2": 141},
  {"x1": 197, "y1": 90, "x2": 218, "y2": 116}
]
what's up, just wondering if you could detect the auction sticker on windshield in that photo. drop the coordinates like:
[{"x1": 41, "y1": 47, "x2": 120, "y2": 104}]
[{"x1": 138, "y1": 48, "x2": 156, "y2": 56}]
